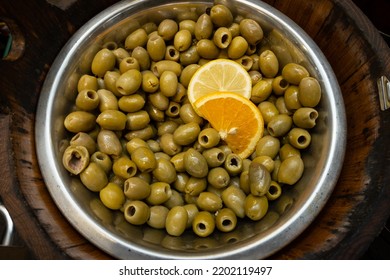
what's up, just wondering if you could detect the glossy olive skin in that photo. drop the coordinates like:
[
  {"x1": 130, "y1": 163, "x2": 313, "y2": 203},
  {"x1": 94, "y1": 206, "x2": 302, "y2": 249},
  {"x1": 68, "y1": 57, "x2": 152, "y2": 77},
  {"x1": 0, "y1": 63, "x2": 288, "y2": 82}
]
[
  {"x1": 179, "y1": 103, "x2": 203, "y2": 125},
  {"x1": 76, "y1": 89, "x2": 99, "y2": 111},
  {"x1": 173, "y1": 122, "x2": 201, "y2": 146},
  {"x1": 91, "y1": 48, "x2": 116, "y2": 77},
  {"x1": 258, "y1": 101, "x2": 279, "y2": 125},
  {"x1": 120, "y1": 56, "x2": 140, "y2": 73},
  {"x1": 104, "y1": 71, "x2": 121, "y2": 97},
  {"x1": 251, "y1": 79, "x2": 273, "y2": 103},
  {"x1": 287, "y1": 128, "x2": 312, "y2": 149},
  {"x1": 210, "y1": 4, "x2": 233, "y2": 27},
  {"x1": 185, "y1": 176, "x2": 207, "y2": 196},
  {"x1": 147, "y1": 205, "x2": 169, "y2": 229},
  {"x1": 197, "y1": 191, "x2": 223, "y2": 212},
  {"x1": 227, "y1": 36, "x2": 248, "y2": 59},
  {"x1": 126, "y1": 110, "x2": 150, "y2": 131},
  {"x1": 116, "y1": 69, "x2": 142, "y2": 95},
  {"x1": 198, "y1": 127, "x2": 221, "y2": 148},
  {"x1": 125, "y1": 28, "x2": 148, "y2": 50},
  {"x1": 221, "y1": 185, "x2": 246, "y2": 218},
  {"x1": 239, "y1": 18, "x2": 263, "y2": 45},
  {"x1": 64, "y1": 111, "x2": 96, "y2": 133},
  {"x1": 195, "y1": 13, "x2": 213, "y2": 40},
  {"x1": 77, "y1": 74, "x2": 98, "y2": 92},
  {"x1": 147, "y1": 35, "x2": 166, "y2": 62},
  {"x1": 207, "y1": 167, "x2": 230, "y2": 189},
  {"x1": 298, "y1": 77, "x2": 322, "y2": 107},
  {"x1": 141, "y1": 70, "x2": 159, "y2": 93},
  {"x1": 158, "y1": 19, "x2": 178, "y2": 41},
  {"x1": 124, "y1": 200, "x2": 150, "y2": 225},
  {"x1": 152, "y1": 158, "x2": 177, "y2": 184},
  {"x1": 284, "y1": 85, "x2": 301, "y2": 110},
  {"x1": 266, "y1": 181, "x2": 282, "y2": 201},
  {"x1": 197, "y1": 39, "x2": 220, "y2": 59},
  {"x1": 279, "y1": 143, "x2": 301, "y2": 162},
  {"x1": 160, "y1": 71, "x2": 178, "y2": 97},
  {"x1": 184, "y1": 203, "x2": 199, "y2": 229},
  {"x1": 282, "y1": 63, "x2": 310, "y2": 85},
  {"x1": 99, "y1": 182, "x2": 125, "y2": 210},
  {"x1": 124, "y1": 177, "x2": 151, "y2": 200},
  {"x1": 244, "y1": 194, "x2": 268, "y2": 221},
  {"x1": 97, "y1": 130, "x2": 122, "y2": 157},
  {"x1": 252, "y1": 155, "x2": 275, "y2": 173},
  {"x1": 278, "y1": 155, "x2": 304, "y2": 185},
  {"x1": 202, "y1": 148, "x2": 226, "y2": 167},
  {"x1": 132, "y1": 46, "x2": 151, "y2": 70},
  {"x1": 164, "y1": 189, "x2": 185, "y2": 209},
  {"x1": 224, "y1": 153, "x2": 243, "y2": 176},
  {"x1": 90, "y1": 151, "x2": 112, "y2": 174},
  {"x1": 213, "y1": 27, "x2": 232, "y2": 49},
  {"x1": 160, "y1": 133, "x2": 182, "y2": 156},
  {"x1": 215, "y1": 207, "x2": 237, "y2": 232},
  {"x1": 165, "y1": 206, "x2": 188, "y2": 236},
  {"x1": 255, "y1": 135, "x2": 280, "y2": 159},
  {"x1": 259, "y1": 50, "x2": 278, "y2": 78},
  {"x1": 70, "y1": 132, "x2": 96, "y2": 155},
  {"x1": 267, "y1": 114, "x2": 293, "y2": 137},
  {"x1": 118, "y1": 93, "x2": 145, "y2": 113},
  {"x1": 97, "y1": 89, "x2": 118, "y2": 112},
  {"x1": 184, "y1": 148, "x2": 209, "y2": 178},
  {"x1": 249, "y1": 161, "x2": 271, "y2": 196},
  {"x1": 96, "y1": 109, "x2": 127, "y2": 131},
  {"x1": 293, "y1": 107, "x2": 319, "y2": 129},
  {"x1": 80, "y1": 162, "x2": 108, "y2": 192},
  {"x1": 174, "y1": 29, "x2": 192, "y2": 52},
  {"x1": 192, "y1": 211, "x2": 215, "y2": 237},
  {"x1": 146, "y1": 181, "x2": 172, "y2": 205},
  {"x1": 112, "y1": 156, "x2": 137, "y2": 179},
  {"x1": 131, "y1": 146, "x2": 157, "y2": 172}
]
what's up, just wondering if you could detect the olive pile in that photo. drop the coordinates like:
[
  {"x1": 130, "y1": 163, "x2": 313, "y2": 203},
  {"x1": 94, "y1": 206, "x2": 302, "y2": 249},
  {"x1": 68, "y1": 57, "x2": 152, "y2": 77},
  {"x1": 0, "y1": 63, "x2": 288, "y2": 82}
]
[{"x1": 62, "y1": 2, "x2": 321, "y2": 237}]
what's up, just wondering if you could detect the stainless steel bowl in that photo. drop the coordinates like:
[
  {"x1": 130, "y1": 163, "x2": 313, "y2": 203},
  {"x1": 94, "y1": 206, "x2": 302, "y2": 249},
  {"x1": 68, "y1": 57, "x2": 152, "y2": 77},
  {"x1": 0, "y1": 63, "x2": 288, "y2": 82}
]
[{"x1": 35, "y1": 0, "x2": 346, "y2": 259}]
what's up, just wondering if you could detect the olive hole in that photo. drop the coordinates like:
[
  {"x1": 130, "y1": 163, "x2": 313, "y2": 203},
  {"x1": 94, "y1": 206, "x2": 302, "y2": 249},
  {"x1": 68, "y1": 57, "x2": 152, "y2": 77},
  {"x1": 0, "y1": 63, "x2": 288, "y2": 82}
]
[
  {"x1": 310, "y1": 111, "x2": 318, "y2": 120},
  {"x1": 169, "y1": 49, "x2": 176, "y2": 57},
  {"x1": 127, "y1": 206, "x2": 136, "y2": 217},
  {"x1": 87, "y1": 90, "x2": 97, "y2": 100},
  {"x1": 221, "y1": 34, "x2": 229, "y2": 44},
  {"x1": 169, "y1": 105, "x2": 179, "y2": 114},
  {"x1": 96, "y1": 154, "x2": 105, "y2": 161},
  {"x1": 229, "y1": 158, "x2": 238, "y2": 167},
  {"x1": 69, "y1": 152, "x2": 81, "y2": 169},
  {"x1": 217, "y1": 152, "x2": 225, "y2": 162},
  {"x1": 269, "y1": 185, "x2": 278, "y2": 195},
  {"x1": 200, "y1": 135, "x2": 209, "y2": 144},
  {"x1": 279, "y1": 79, "x2": 289, "y2": 88},
  {"x1": 127, "y1": 166, "x2": 136, "y2": 176},
  {"x1": 298, "y1": 136, "x2": 307, "y2": 145},
  {"x1": 241, "y1": 58, "x2": 251, "y2": 67},
  {"x1": 197, "y1": 223, "x2": 206, "y2": 232},
  {"x1": 222, "y1": 219, "x2": 232, "y2": 227}
]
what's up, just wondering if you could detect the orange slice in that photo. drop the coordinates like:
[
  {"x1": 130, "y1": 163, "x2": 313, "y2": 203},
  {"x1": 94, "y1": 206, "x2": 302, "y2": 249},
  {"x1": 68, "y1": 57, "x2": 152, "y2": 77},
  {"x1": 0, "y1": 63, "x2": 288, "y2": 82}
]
[
  {"x1": 194, "y1": 92, "x2": 264, "y2": 159},
  {"x1": 187, "y1": 59, "x2": 252, "y2": 108}
]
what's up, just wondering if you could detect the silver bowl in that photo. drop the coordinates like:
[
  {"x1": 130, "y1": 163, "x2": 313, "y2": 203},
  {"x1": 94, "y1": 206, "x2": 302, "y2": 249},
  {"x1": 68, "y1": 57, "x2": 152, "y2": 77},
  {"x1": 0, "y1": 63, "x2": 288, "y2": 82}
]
[{"x1": 35, "y1": 0, "x2": 346, "y2": 259}]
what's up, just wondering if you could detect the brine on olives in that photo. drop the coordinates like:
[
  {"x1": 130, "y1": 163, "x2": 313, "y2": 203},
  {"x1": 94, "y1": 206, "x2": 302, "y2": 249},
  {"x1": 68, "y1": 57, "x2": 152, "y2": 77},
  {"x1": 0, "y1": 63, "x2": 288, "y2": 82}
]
[{"x1": 61, "y1": 2, "x2": 322, "y2": 238}]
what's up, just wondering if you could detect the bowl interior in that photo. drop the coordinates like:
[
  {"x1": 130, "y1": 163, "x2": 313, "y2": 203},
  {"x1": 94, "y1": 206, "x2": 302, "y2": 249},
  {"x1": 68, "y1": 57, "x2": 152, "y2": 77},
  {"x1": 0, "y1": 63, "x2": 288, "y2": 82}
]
[{"x1": 35, "y1": 0, "x2": 346, "y2": 259}]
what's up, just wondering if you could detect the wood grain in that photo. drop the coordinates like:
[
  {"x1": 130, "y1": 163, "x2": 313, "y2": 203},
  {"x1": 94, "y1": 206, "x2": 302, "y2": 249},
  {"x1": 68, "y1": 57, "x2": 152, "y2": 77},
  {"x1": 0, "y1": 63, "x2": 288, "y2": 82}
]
[{"x1": 0, "y1": 0, "x2": 389, "y2": 259}]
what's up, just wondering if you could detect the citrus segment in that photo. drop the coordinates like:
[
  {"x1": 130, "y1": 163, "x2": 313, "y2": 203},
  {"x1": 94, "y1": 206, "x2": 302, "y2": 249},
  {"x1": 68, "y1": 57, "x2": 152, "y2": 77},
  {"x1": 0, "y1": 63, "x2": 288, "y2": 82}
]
[
  {"x1": 194, "y1": 92, "x2": 264, "y2": 159},
  {"x1": 187, "y1": 59, "x2": 252, "y2": 107}
]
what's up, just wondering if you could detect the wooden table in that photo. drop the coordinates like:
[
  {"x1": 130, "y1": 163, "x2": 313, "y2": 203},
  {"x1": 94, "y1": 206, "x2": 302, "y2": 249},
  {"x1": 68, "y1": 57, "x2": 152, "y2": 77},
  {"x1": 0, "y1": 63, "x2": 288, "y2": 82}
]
[{"x1": 1, "y1": 0, "x2": 390, "y2": 259}]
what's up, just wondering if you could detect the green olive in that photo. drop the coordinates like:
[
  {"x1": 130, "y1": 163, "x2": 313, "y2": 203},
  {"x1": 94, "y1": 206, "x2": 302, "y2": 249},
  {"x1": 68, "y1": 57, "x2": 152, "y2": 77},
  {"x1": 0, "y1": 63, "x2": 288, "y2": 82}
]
[
  {"x1": 64, "y1": 111, "x2": 96, "y2": 133},
  {"x1": 70, "y1": 132, "x2": 96, "y2": 155},
  {"x1": 221, "y1": 185, "x2": 246, "y2": 218},
  {"x1": 90, "y1": 151, "x2": 112, "y2": 174},
  {"x1": 259, "y1": 50, "x2": 278, "y2": 78},
  {"x1": 278, "y1": 155, "x2": 304, "y2": 185},
  {"x1": 124, "y1": 177, "x2": 151, "y2": 200},
  {"x1": 152, "y1": 158, "x2": 177, "y2": 184},
  {"x1": 184, "y1": 148, "x2": 209, "y2": 178},
  {"x1": 97, "y1": 129, "x2": 122, "y2": 157},
  {"x1": 192, "y1": 211, "x2": 215, "y2": 237},
  {"x1": 284, "y1": 85, "x2": 302, "y2": 110},
  {"x1": 258, "y1": 101, "x2": 279, "y2": 125},
  {"x1": 118, "y1": 93, "x2": 145, "y2": 113},
  {"x1": 165, "y1": 206, "x2": 188, "y2": 236},
  {"x1": 255, "y1": 135, "x2": 280, "y2": 159},
  {"x1": 279, "y1": 143, "x2": 301, "y2": 161},
  {"x1": 173, "y1": 172, "x2": 189, "y2": 193},
  {"x1": 124, "y1": 200, "x2": 150, "y2": 225},
  {"x1": 99, "y1": 182, "x2": 125, "y2": 210},
  {"x1": 77, "y1": 74, "x2": 98, "y2": 92},
  {"x1": 196, "y1": 39, "x2": 220, "y2": 59},
  {"x1": 198, "y1": 127, "x2": 221, "y2": 148},
  {"x1": 195, "y1": 13, "x2": 213, "y2": 40},
  {"x1": 75, "y1": 89, "x2": 99, "y2": 111},
  {"x1": 197, "y1": 191, "x2": 222, "y2": 212},
  {"x1": 124, "y1": 124, "x2": 156, "y2": 141},
  {"x1": 251, "y1": 79, "x2": 273, "y2": 103},
  {"x1": 125, "y1": 137, "x2": 148, "y2": 154},
  {"x1": 210, "y1": 4, "x2": 233, "y2": 27},
  {"x1": 249, "y1": 161, "x2": 271, "y2": 196},
  {"x1": 96, "y1": 109, "x2": 127, "y2": 131},
  {"x1": 62, "y1": 145, "x2": 90, "y2": 175},
  {"x1": 146, "y1": 181, "x2": 172, "y2": 205},
  {"x1": 287, "y1": 128, "x2": 312, "y2": 149},
  {"x1": 173, "y1": 29, "x2": 192, "y2": 52},
  {"x1": 184, "y1": 203, "x2": 199, "y2": 229},
  {"x1": 227, "y1": 36, "x2": 248, "y2": 59},
  {"x1": 125, "y1": 28, "x2": 148, "y2": 50},
  {"x1": 119, "y1": 56, "x2": 140, "y2": 73},
  {"x1": 126, "y1": 110, "x2": 150, "y2": 131},
  {"x1": 147, "y1": 205, "x2": 169, "y2": 229},
  {"x1": 116, "y1": 69, "x2": 142, "y2": 95},
  {"x1": 147, "y1": 35, "x2": 166, "y2": 62},
  {"x1": 97, "y1": 89, "x2": 119, "y2": 112},
  {"x1": 157, "y1": 120, "x2": 179, "y2": 136},
  {"x1": 202, "y1": 147, "x2": 226, "y2": 168},
  {"x1": 165, "y1": 45, "x2": 180, "y2": 61},
  {"x1": 207, "y1": 167, "x2": 230, "y2": 189},
  {"x1": 163, "y1": 189, "x2": 185, "y2": 209},
  {"x1": 215, "y1": 207, "x2": 237, "y2": 232},
  {"x1": 131, "y1": 46, "x2": 151, "y2": 70},
  {"x1": 224, "y1": 153, "x2": 243, "y2": 176},
  {"x1": 267, "y1": 114, "x2": 293, "y2": 137},
  {"x1": 173, "y1": 122, "x2": 201, "y2": 146},
  {"x1": 131, "y1": 146, "x2": 157, "y2": 173},
  {"x1": 158, "y1": 19, "x2": 178, "y2": 41},
  {"x1": 179, "y1": 45, "x2": 200, "y2": 66},
  {"x1": 165, "y1": 101, "x2": 181, "y2": 118},
  {"x1": 252, "y1": 155, "x2": 275, "y2": 173},
  {"x1": 160, "y1": 133, "x2": 182, "y2": 156},
  {"x1": 298, "y1": 77, "x2": 322, "y2": 107},
  {"x1": 244, "y1": 194, "x2": 268, "y2": 221},
  {"x1": 180, "y1": 64, "x2": 201, "y2": 88},
  {"x1": 160, "y1": 71, "x2": 178, "y2": 97},
  {"x1": 239, "y1": 18, "x2": 263, "y2": 45},
  {"x1": 179, "y1": 103, "x2": 203, "y2": 125},
  {"x1": 112, "y1": 47, "x2": 130, "y2": 64},
  {"x1": 213, "y1": 27, "x2": 232, "y2": 49},
  {"x1": 141, "y1": 70, "x2": 159, "y2": 93},
  {"x1": 266, "y1": 181, "x2": 282, "y2": 201},
  {"x1": 112, "y1": 156, "x2": 137, "y2": 179},
  {"x1": 292, "y1": 107, "x2": 319, "y2": 129},
  {"x1": 152, "y1": 60, "x2": 182, "y2": 77},
  {"x1": 282, "y1": 63, "x2": 310, "y2": 85},
  {"x1": 91, "y1": 48, "x2": 116, "y2": 77},
  {"x1": 185, "y1": 176, "x2": 207, "y2": 196}
]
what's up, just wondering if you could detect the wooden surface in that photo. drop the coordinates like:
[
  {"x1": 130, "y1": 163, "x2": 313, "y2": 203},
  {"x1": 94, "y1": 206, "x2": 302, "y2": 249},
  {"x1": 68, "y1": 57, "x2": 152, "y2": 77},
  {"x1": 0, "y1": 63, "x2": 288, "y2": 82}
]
[{"x1": 0, "y1": 0, "x2": 390, "y2": 259}]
